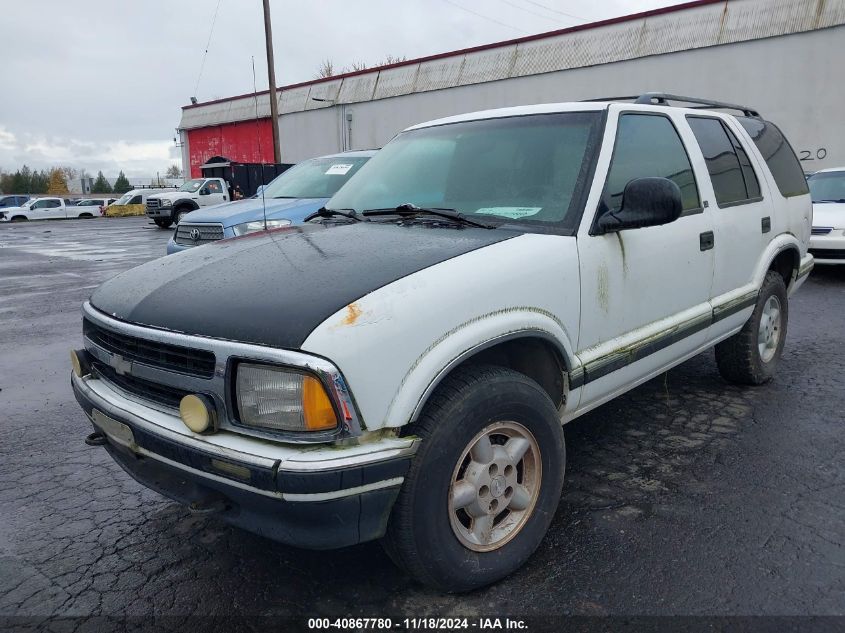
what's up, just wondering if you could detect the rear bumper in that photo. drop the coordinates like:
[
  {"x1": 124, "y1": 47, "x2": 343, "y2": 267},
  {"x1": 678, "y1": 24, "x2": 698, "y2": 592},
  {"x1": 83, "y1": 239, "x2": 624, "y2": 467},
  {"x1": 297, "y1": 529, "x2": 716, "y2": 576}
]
[{"x1": 72, "y1": 372, "x2": 415, "y2": 549}]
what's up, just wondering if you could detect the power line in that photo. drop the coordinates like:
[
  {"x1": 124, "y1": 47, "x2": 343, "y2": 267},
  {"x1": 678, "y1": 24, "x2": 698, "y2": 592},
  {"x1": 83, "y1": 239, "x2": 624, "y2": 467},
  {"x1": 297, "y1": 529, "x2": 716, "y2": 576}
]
[
  {"x1": 441, "y1": 0, "x2": 530, "y2": 34},
  {"x1": 519, "y1": 0, "x2": 588, "y2": 22},
  {"x1": 193, "y1": 0, "x2": 224, "y2": 99},
  {"x1": 496, "y1": 0, "x2": 572, "y2": 24}
]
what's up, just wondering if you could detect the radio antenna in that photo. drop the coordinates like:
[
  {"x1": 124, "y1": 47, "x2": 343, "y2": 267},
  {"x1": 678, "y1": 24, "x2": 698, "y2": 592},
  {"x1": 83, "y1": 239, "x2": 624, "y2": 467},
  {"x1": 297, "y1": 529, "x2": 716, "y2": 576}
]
[{"x1": 252, "y1": 56, "x2": 268, "y2": 230}]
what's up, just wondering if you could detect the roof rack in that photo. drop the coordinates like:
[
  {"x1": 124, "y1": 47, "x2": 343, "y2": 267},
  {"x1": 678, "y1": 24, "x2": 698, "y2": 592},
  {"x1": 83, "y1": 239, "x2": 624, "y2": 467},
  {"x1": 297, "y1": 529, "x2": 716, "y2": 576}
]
[{"x1": 583, "y1": 92, "x2": 761, "y2": 118}]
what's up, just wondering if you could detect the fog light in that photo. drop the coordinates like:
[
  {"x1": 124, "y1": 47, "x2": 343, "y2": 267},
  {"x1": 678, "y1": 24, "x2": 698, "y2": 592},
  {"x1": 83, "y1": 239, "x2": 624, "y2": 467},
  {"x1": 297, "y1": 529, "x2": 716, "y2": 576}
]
[
  {"x1": 180, "y1": 394, "x2": 217, "y2": 433},
  {"x1": 70, "y1": 349, "x2": 90, "y2": 377}
]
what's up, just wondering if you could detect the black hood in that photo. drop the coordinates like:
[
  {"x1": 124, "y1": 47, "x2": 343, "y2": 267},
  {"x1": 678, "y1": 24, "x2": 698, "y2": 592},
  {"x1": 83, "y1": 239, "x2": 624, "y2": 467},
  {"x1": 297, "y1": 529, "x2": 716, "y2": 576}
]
[{"x1": 90, "y1": 222, "x2": 518, "y2": 349}]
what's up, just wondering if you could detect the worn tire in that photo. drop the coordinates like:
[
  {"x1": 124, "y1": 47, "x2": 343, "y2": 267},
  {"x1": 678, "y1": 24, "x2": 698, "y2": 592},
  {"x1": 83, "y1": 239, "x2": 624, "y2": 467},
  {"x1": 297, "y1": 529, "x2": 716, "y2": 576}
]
[
  {"x1": 715, "y1": 271, "x2": 788, "y2": 385},
  {"x1": 382, "y1": 364, "x2": 565, "y2": 592},
  {"x1": 153, "y1": 218, "x2": 173, "y2": 229}
]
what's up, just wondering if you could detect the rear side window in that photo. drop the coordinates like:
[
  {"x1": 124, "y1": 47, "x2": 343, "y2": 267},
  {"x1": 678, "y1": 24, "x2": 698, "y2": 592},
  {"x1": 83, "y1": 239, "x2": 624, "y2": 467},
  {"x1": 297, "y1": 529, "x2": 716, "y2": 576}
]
[
  {"x1": 687, "y1": 116, "x2": 760, "y2": 206},
  {"x1": 737, "y1": 117, "x2": 808, "y2": 198},
  {"x1": 129, "y1": 195, "x2": 142, "y2": 204},
  {"x1": 601, "y1": 113, "x2": 700, "y2": 214}
]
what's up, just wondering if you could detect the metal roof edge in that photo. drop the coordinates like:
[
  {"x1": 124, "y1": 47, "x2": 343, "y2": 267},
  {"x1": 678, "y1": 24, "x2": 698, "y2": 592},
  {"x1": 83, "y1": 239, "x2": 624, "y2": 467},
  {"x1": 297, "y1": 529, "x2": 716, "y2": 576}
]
[{"x1": 181, "y1": 0, "x2": 724, "y2": 112}]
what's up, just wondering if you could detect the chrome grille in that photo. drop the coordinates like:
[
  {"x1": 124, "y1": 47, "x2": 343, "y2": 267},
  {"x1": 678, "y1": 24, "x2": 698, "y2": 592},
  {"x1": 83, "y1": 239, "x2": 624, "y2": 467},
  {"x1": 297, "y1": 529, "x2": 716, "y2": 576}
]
[
  {"x1": 175, "y1": 222, "x2": 225, "y2": 246},
  {"x1": 92, "y1": 361, "x2": 189, "y2": 409},
  {"x1": 83, "y1": 318, "x2": 216, "y2": 378},
  {"x1": 811, "y1": 227, "x2": 833, "y2": 235},
  {"x1": 146, "y1": 198, "x2": 161, "y2": 210}
]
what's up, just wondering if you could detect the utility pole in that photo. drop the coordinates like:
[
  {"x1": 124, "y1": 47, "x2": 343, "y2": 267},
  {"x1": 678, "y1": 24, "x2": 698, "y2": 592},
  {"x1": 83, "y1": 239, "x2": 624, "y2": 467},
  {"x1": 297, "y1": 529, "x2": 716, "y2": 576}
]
[{"x1": 262, "y1": 0, "x2": 282, "y2": 163}]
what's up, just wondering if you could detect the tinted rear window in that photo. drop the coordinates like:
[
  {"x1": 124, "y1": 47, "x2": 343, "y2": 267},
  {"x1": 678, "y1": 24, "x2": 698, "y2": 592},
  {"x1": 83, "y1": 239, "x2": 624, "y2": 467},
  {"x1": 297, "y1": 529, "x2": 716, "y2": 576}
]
[
  {"x1": 737, "y1": 117, "x2": 808, "y2": 198},
  {"x1": 687, "y1": 116, "x2": 761, "y2": 206}
]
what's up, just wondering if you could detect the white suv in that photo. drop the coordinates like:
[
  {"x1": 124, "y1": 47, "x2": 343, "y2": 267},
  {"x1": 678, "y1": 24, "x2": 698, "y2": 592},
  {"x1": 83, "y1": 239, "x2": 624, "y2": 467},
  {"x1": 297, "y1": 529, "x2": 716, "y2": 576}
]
[{"x1": 72, "y1": 93, "x2": 813, "y2": 592}]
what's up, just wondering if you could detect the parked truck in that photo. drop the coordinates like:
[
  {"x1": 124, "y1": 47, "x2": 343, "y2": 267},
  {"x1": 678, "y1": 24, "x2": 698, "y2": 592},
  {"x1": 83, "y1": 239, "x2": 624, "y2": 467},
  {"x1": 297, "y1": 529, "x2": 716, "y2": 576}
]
[
  {"x1": 145, "y1": 178, "x2": 229, "y2": 228},
  {"x1": 0, "y1": 197, "x2": 101, "y2": 222}
]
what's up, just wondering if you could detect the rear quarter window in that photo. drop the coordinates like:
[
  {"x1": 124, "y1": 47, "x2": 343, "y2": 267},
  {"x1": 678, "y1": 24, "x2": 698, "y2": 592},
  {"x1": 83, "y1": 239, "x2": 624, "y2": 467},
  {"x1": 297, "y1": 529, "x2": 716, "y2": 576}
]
[{"x1": 737, "y1": 117, "x2": 808, "y2": 198}]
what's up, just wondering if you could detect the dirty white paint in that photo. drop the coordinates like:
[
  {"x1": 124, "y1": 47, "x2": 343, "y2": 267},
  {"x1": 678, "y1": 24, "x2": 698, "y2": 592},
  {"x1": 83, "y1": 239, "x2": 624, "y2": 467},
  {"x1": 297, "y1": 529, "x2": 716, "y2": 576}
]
[{"x1": 303, "y1": 102, "x2": 811, "y2": 431}]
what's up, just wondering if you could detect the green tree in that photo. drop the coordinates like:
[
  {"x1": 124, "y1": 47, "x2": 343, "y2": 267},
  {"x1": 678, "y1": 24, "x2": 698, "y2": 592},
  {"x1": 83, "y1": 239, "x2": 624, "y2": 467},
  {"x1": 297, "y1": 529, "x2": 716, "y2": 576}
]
[
  {"x1": 0, "y1": 171, "x2": 12, "y2": 194},
  {"x1": 30, "y1": 170, "x2": 49, "y2": 193},
  {"x1": 92, "y1": 171, "x2": 112, "y2": 193},
  {"x1": 46, "y1": 168, "x2": 70, "y2": 195},
  {"x1": 11, "y1": 165, "x2": 32, "y2": 193},
  {"x1": 113, "y1": 171, "x2": 132, "y2": 193}
]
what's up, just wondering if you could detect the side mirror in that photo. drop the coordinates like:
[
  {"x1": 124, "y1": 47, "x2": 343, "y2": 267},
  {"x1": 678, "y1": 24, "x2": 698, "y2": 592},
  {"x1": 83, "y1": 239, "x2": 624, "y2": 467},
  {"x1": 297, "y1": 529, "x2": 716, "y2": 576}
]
[
  {"x1": 595, "y1": 177, "x2": 683, "y2": 234},
  {"x1": 199, "y1": 187, "x2": 210, "y2": 195}
]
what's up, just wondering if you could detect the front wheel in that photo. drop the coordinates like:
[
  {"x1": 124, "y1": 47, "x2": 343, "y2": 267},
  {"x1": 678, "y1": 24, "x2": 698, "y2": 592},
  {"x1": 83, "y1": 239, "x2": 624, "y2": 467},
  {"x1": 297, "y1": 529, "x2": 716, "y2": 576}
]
[
  {"x1": 715, "y1": 270, "x2": 788, "y2": 385},
  {"x1": 175, "y1": 209, "x2": 190, "y2": 223},
  {"x1": 153, "y1": 218, "x2": 173, "y2": 229},
  {"x1": 382, "y1": 365, "x2": 565, "y2": 592}
]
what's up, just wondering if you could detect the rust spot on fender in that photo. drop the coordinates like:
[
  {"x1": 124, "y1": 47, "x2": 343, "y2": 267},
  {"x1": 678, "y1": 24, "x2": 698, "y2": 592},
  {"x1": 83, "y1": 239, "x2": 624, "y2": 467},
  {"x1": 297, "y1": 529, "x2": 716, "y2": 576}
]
[{"x1": 342, "y1": 302, "x2": 363, "y2": 326}]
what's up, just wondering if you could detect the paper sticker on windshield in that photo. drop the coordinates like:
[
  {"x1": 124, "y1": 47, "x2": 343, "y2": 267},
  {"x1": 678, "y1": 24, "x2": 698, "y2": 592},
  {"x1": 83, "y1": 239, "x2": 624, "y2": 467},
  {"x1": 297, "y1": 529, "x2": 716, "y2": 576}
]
[
  {"x1": 325, "y1": 164, "x2": 354, "y2": 175},
  {"x1": 476, "y1": 207, "x2": 542, "y2": 219}
]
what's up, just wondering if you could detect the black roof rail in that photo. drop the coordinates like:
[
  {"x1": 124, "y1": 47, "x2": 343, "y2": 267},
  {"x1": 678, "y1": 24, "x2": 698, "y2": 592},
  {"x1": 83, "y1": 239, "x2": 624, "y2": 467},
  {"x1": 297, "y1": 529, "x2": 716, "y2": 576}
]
[{"x1": 583, "y1": 92, "x2": 761, "y2": 118}]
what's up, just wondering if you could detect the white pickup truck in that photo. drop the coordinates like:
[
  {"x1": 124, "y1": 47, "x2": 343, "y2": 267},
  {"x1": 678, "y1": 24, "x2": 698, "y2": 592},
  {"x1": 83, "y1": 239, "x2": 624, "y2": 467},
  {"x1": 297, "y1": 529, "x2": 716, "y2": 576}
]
[
  {"x1": 0, "y1": 197, "x2": 101, "y2": 222},
  {"x1": 145, "y1": 177, "x2": 229, "y2": 228}
]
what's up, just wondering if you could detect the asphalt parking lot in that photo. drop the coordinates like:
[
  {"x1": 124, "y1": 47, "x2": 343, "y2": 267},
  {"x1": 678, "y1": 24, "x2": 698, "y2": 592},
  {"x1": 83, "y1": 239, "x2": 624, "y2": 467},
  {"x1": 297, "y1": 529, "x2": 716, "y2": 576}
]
[{"x1": 0, "y1": 217, "x2": 843, "y2": 622}]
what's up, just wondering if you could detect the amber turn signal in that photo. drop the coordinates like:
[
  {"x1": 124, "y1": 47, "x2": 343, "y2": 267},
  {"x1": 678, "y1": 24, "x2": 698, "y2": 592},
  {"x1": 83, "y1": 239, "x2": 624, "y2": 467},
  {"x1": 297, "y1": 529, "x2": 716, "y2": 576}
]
[{"x1": 302, "y1": 375, "x2": 339, "y2": 431}]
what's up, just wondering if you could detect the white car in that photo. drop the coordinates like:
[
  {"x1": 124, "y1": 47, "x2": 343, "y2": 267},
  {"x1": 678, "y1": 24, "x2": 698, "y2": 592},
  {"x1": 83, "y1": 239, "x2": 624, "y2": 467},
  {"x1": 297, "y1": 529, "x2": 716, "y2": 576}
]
[
  {"x1": 807, "y1": 167, "x2": 845, "y2": 264},
  {"x1": 72, "y1": 93, "x2": 812, "y2": 592},
  {"x1": 0, "y1": 197, "x2": 101, "y2": 222}
]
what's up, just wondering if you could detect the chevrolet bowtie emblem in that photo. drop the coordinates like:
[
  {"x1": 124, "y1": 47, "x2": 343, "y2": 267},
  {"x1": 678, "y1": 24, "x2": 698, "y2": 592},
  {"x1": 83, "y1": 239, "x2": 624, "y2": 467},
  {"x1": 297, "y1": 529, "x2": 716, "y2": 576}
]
[{"x1": 109, "y1": 353, "x2": 132, "y2": 376}]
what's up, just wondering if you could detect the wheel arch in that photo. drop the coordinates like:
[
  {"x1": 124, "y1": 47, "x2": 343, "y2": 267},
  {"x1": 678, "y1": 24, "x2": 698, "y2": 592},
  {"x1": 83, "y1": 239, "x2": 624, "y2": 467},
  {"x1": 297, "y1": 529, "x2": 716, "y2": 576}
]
[
  {"x1": 173, "y1": 199, "x2": 199, "y2": 213},
  {"x1": 754, "y1": 234, "x2": 802, "y2": 291},
  {"x1": 409, "y1": 330, "x2": 573, "y2": 424}
]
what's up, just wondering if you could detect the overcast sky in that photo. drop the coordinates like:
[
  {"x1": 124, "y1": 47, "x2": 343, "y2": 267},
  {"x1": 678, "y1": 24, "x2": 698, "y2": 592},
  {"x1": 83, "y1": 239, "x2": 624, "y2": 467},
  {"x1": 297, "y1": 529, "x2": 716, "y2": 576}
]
[{"x1": 0, "y1": 0, "x2": 680, "y2": 178}]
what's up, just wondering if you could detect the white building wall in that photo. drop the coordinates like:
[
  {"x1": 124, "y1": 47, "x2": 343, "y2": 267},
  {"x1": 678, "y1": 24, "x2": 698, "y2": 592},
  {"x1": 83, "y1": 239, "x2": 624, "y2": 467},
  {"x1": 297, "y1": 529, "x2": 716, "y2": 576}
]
[{"x1": 179, "y1": 0, "x2": 845, "y2": 171}]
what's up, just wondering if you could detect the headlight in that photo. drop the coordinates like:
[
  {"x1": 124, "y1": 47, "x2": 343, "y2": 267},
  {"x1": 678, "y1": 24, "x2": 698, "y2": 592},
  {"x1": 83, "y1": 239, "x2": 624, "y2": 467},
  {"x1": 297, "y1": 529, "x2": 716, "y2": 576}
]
[
  {"x1": 159, "y1": 199, "x2": 172, "y2": 207},
  {"x1": 231, "y1": 219, "x2": 291, "y2": 236},
  {"x1": 235, "y1": 363, "x2": 338, "y2": 433}
]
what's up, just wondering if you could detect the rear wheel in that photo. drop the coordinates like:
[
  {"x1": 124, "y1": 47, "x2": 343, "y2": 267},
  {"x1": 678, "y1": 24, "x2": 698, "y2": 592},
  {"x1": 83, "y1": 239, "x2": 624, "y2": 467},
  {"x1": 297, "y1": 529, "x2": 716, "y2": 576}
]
[
  {"x1": 153, "y1": 218, "x2": 173, "y2": 229},
  {"x1": 716, "y1": 271, "x2": 788, "y2": 385},
  {"x1": 78, "y1": 213, "x2": 93, "y2": 219},
  {"x1": 382, "y1": 365, "x2": 565, "y2": 592}
]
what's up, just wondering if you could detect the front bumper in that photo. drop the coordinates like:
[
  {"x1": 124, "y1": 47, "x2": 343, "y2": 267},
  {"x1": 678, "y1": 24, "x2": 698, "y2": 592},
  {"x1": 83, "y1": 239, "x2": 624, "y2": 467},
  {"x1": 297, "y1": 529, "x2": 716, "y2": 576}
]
[
  {"x1": 809, "y1": 230, "x2": 845, "y2": 264},
  {"x1": 145, "y1": 205, "x2": 172, "y2": 218},
  {"x1": 72, "y1": 372, "x2": 416, "y2": 549}
]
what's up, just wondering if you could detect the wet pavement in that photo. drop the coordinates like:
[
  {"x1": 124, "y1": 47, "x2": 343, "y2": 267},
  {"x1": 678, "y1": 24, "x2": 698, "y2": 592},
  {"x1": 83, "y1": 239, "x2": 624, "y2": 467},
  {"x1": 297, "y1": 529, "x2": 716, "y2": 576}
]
[{"x1": 0, "y1": 217, "x2": 843, "y2": 622}]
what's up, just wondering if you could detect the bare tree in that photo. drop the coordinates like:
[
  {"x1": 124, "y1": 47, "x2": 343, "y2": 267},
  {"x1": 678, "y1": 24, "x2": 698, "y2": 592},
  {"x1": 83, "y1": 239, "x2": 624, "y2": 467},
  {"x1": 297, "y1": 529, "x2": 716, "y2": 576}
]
[
  {"x1": 165, "y1": 164, "x2": 182, "y2": 179},
  {"x1": 315, "y1": 59, "x2": 335, "y2": 78},
  {"x1": 316, "y1": 55, "x2": 407, "y2": 79}
]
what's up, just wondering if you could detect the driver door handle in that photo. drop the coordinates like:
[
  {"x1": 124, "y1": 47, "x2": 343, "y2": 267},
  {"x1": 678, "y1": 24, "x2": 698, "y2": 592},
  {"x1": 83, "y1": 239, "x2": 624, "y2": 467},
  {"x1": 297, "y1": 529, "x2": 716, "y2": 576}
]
[{"x1": 699, "y1": 231, "x2": 714, "y2": 251}]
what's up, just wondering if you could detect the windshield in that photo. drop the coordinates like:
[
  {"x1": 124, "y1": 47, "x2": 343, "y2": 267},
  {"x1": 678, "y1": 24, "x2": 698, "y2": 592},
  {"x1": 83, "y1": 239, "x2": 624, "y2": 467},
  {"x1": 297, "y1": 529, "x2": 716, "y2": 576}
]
[
  {"x1": 328, "y1": 112, "x2": 601, "y2": 228},
  {"x1": 262, "y1": 156, "x2": 370, "y2": 199},
  {"x1": 179, "y1": 179, "x2": 206, "y2": 193},
  {"x1": 808, "y1": 171, "x2": 845, "y2": 202},
  {"x1": 114, "y1": 193, "x2": 133, "y2": 205}
]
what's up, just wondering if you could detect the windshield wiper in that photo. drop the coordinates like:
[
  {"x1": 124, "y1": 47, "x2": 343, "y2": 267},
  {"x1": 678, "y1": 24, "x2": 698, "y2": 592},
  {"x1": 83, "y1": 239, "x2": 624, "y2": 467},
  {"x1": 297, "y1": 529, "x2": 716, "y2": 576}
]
[
  {"x1": 814, "y1": 199, "x2": 845, "y2": 203},
  {"x1": 303, "y1": 207, "x2": 367, "y2": 222},
  {"x1": 362, "y1": 203, "x2": 496, "y2": 229}
]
